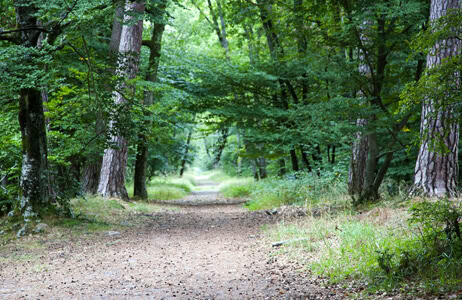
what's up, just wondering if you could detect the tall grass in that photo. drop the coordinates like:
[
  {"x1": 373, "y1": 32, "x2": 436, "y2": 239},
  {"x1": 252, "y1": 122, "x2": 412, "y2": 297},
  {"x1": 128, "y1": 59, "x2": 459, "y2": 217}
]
[
  {"x1": 127, "y1": 175, "x2": 195, "y2": 200},
  {"x1": 219, "y1": 177, "x2": 254, "y2": 198},
  {"x1": 268, "y1": 207, "x2": 412, "y2": 290},
  {"x1": 218, "y1": 171, "x2": 349, "y2": 210}
]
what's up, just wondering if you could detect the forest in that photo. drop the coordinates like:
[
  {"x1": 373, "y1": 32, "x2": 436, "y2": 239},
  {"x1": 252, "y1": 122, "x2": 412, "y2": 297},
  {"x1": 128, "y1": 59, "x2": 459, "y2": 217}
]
[{"x1": 1, "y1": 0, "x2": 462, "y2": 298}]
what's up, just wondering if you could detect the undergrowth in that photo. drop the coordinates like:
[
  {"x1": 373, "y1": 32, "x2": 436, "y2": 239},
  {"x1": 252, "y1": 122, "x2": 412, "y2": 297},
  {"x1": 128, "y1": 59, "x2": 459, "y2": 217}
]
[
  {"x1": 219, "y1": 178, "x2": 254, "y2": 198},
  {"x1": 217, "y1": 170, "x2": 462, "y2": 296},
  {"x1": 217, "y1": 170, "x2": 349, "y2": 210},
  {"x1": 267, "y1": 198, "x2": 462, "y2": 296},
  {"x1": 127, "y1": 175, "x2": 195, "y2": 200}
]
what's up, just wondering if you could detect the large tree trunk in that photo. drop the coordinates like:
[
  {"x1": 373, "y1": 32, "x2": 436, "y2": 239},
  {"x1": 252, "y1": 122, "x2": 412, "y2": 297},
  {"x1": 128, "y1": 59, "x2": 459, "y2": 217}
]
[
  {"x1": 414, "y1": 0, "x2": 460, "y2": 197},
  {"x1": 133, "y1": 1, "x2": 167, "y2": 199},
  {"x1": 98, "y1": 1, "x2": 145, "y2": 200},
  {"x1": 82, "y1": 2, "x2": 124, "y2": 194},
  {"x1": 14, "y1": 1, "x2": 50, "y2": 218},
  {"x1": 18, "y1": 88, "x2": 49, "y2": 218}
]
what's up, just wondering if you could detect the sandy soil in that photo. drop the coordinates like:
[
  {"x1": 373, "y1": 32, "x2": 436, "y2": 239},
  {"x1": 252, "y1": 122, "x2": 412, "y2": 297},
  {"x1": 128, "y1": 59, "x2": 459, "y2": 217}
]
[{"x1": 0, "y1": 179, "x2": 348, "y2": 299}]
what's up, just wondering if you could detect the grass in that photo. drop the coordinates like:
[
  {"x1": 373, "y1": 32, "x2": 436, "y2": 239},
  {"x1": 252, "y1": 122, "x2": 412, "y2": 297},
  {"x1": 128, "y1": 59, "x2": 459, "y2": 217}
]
[
  {"x1": 219, "y1": 177, "x2": 255, "y2": 198},
  {"x1": 265, "y1": 193, "x2": 462, "y2": 296},
  {"x1": 267, "y1": 205, "x2": 413, "y2": 290},
  {"x1": 240, "y1": 172, "x2": 350, "y2": 211},
  {"x1": 127, "y1": 175, "x2": 195, "y2": 200},
  {"x1": 204, "y1": 170, "x2": 235, "y2": 182},
  {"x1": 210, "y1": 169, "x2": 462, "y2": 296},
  {"x1": 0, "y1": 194, "x2": 169, "y2": 250}
]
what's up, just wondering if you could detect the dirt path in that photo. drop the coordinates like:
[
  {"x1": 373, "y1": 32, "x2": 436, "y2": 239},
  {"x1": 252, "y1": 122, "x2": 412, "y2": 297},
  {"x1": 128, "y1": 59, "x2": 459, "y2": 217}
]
[{"x1": 0, "y1": 177, "x2": 347, "y2": 299}]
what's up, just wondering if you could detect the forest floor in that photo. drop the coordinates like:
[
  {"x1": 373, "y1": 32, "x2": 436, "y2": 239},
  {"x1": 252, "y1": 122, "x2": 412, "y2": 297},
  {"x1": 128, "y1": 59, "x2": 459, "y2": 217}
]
[{"x1": 1, "y1": 175, "x2": 415, "y2": 299}]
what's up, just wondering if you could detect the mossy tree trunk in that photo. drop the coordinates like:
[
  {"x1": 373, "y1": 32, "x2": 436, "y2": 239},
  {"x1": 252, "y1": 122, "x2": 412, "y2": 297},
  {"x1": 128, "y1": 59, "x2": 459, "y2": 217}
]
[
  {"x1": 133, "y1": 1, "x2": 167, "y2": 199},
  {"x1": 14, "y1": 0, "x2": 50, "y2": 218}
]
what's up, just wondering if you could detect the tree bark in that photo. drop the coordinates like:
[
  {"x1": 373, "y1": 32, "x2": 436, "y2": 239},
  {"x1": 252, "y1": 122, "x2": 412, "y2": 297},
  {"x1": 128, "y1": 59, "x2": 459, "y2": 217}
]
[
  {"x1": 179, "y1": 129, "x2": 193, "y2": 177},
  {"x1": 290, "y1": 148, "x2": 299, "y2": 172},
  {"x1": 348, "y1": 18, "x2": 372, "y2": 202},
  {"x1": 257, "y1": 157, "x2": 268, "y2": 179},
  {"x1": 414, "y1": 0, "x2": 460, "y2": 197},
  {"x1": 236, "y1": 130, "x2": 243, "y2": 175},
  {"x1": 301, "y1": 148, "x2": 312, "y2": 172},
  {"x1": 251, "y1": 159, "x2": 259, "y2": 180},
  {"x1": 133, "y1": 1, "x2": 167, "y2": 199},
  {"x1": 212, "y1": 128, "x2": 229, "y2": 168},
  {"x1": 98, "y1": 0, "x2": 145, "y2": 200},
  {"x1": 82, "y1": 2, "x2": 124, "y2": 194},
  {"x1": 278, "y1": 158, "x2": 286, "y2": 177},
  {"x1": 18, "y1": 88, "x2": 49, "y2": 218},
  {"x1": 14, "y1": 0, "x2": 50, "y2": 218},
  {"x1": 348, "y1": 119, "x2": 369, "y2": 199}
]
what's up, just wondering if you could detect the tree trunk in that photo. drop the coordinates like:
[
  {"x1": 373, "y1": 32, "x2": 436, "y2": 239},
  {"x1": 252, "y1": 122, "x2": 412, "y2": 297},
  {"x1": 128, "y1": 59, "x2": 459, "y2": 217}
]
[
  {"x1": 301, "y1": 148, "x2": 312, "y2": 172},
  {"x1": 252, "y1": 159, "x2": 259, "y2": 180},
  {"x1": 328, "y1": 145, "x2": 336, "y2": 164},
  {"x1": 133, "y1": 1, "x2": 167, "y2": 199},
  {"x1": 212, "y1": 128, "x2": 229, "y2": 168},
  {"x1": 348, "y1": 119, "x2": 369, "y2": 200},
  {"x1": 278, "y1": 158, "x2": 286, "y2": 177},
  {"x1": 98, "y1": 0, "x2": 145, "y2": 200},
  {"x1": 18, "y1": 88, "x2": 49, "y2": 217},
  {"x1": 179, "y1": 129, "x2": 193, "y2": 177},
  {"x1": 414, "y1": 0, "x2": 460, "y2": 197},
  {"x1": 82, "y1": 2, "x2": 124, "y2": 194},
  {"x1": 236, "y1": 130, "x2": 243, "y2": 175},
  {"x1": 290, "y1": 148, "x2": 299, "y2": 172},
  {"x1": 360, "y1": 130, "x2": 380, "y2": 200},
  {"x1": 257, "y1": 157, "x2": 268, "y2": 179},
  {"x1": 348, "y1": 18, "x2": 372, "y2": 202},
  {"x1": 14, "y1": 0, "x2": 50, "y2": 218}
]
